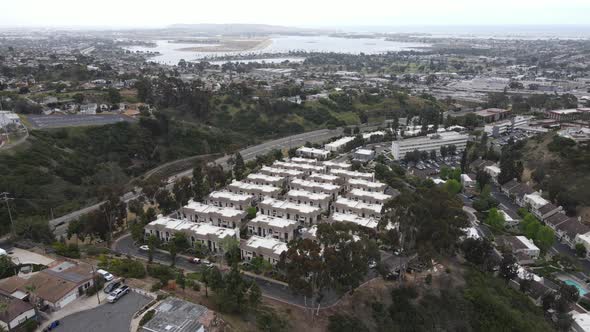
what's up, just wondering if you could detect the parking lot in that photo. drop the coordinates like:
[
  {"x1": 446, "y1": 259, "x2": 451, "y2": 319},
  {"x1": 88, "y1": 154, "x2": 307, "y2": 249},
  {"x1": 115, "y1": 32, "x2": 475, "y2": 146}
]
[
  {"x1": 27, "y1": 114, "x2": 135, "y2": 129},
  {"x1": 398, "y1": 154, "x2": 462, "y2": 177},
  {"x1": 56, "y1": 291, "x2": 150, "y2": 332}
]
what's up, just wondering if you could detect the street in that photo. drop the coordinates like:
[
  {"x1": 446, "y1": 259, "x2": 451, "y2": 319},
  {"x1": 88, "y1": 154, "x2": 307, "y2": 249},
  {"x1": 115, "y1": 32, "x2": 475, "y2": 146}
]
[
  {"x1": 114, "y1": 234, "x2": 407, "y2": 309},
  {"x1": 56, "y1": 291, "x2": 150, "y2": 332}
]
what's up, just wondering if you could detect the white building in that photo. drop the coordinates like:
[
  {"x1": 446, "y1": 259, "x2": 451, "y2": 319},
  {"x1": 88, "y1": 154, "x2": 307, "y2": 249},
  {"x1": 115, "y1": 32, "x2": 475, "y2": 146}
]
[
  {"x1": 0, "y1": 111, "x2": 21, "y2": 128},
  {"x1": 325, "y1": 136, "x2": 355, "y2": 152},
  {"x1": 346, "y1": 178, "x2": 387, "y2": 192},
  {"x1": 289, "y1": 178, "x2": 341, "y2": 199},
  {"x1": 258, "y1": 197, "x2": 322, "y2": 225},
  {"x1": 290, "y1": 157, "x2": 318, "y2": 165},
  {"x1": 391, "y1": 132, "x2": 469, "y2": 160},
  {"x1": 329, "y1": 168, "x2": 374, "y2": 182},
  {"x1": 247, "y1": 214, "x2": 299, "y2": 242},
  {"x1": 352, "y1": 148, "x2": 375, "y2": 162},
  {"x1": 296, "y1": 147, "x2": 329, "y2": 160},
  {"x1": 333, "y1": 196, "x2": 383, "y2": 219},
  {"x1": 321, "y1": 160, "x2": 352, "y2": 171},
  {"x1": 145, "y1": 217, "x2": 238, "y2": 253},
  {"x1": 571, "y1": 312, "x2": 590, "y2": 332},
  {"x1": 286, "y1": 189, "x2": 332, "y2": 210},
  {"x1": 308, "y1": 172, "x2": 340, "y2": 184},
  {"x1": 330, "y1": 212, "x2": 378, "y2": 230},
  {"x1": 273, "y1": 161, "x2": 325, "y2": 175},
  {"x1": 205, "y1": 191, "x2": 253, "y2": 210},
  {"x1": 227, "y1": 180, "x2": 281, "y2": 200},
  {"x1": 347, "y1": 188, "x2": 392, "y2": 205},
  {"x1": 244, "y1": 173, "x2": 285, "y2": 187},
  {"x1": 484, "y1": 165, "x2": 501, "y2": 183},
  {"x1": 181, "y1": 201, "x2": 246, "y2": 228},
  {"x1": 240, "y1": 236, "x2": 288, "y2": 264}
]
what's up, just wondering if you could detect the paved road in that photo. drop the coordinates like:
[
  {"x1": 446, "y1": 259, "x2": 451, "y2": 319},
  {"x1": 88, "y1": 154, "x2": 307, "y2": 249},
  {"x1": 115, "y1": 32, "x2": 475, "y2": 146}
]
[
  {"x1": 114, "y1": 234, "x2": 407, "y2": 309},
  {"x1": 57, "y1": 292, "x2": 150, "y2": 332},
  {"x1": 27, "y1": 114, "x2": 135, "y2": 129}
]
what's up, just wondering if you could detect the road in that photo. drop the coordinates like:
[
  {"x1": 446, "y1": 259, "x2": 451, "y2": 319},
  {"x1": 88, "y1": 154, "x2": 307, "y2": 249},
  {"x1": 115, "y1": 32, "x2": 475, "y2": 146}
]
[
  {"x1": 27, "y1": 114, "x2": 135, "y2": 129},
  {"x1": 114, "y1": 234, "x2": 408, "y2": 309},
  {"x1": 56, "y1": 292, "x2": 150, "y2": 332},
  {"x1": 48, "y1": 124, "x2": 383, "y2": 236}
]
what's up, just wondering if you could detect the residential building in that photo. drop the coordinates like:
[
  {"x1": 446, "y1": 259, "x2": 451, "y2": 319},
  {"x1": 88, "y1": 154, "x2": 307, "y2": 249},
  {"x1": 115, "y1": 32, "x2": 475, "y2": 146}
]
[
  {"x1": 571, "y1": 312, "x2": 590, "y2": 332},
  {"x1": 296, "y1": 147, "x2": 329, "y2": 160},
  {"x1": 273, "y1": 161, "x2": 325, "y2": 175},
  {"x1": 522, "y1": 192, "x2": 561, "y2": 221},
  {"x1": 205, "y1": 191, "x2": 253, "y2": 210},
  {"x1": 290, "y1": 157, "x2": 318, "y2": 165},
  {"x1": 285, "y1": 189, "x2": 331, "y2": 210},
  {"x1": 0, "y1": 111, "x2": 21, "y2": 128},
  {"x1": 347, "y1": 188, "x2": 393, "y2": 205},
  {"x1": 140, "y1": 297, "x2": 219, "y2": 332},
  {"x1": 333, "y1": 196, "x2": 383, "y2": 218},
  {"x1": 321, "y1": 160, "x2": 352, "y2": 171},
  {"x1": 258, "y1": 197, "x2": 322, "y2": 225},
  {"x1": 329, "y1": 169, "x2": 374, "y2": 182},
  {"x1": 182, "y1": 201, "x2": 246, "y2": 228},
  {"x1": 247, "y1": 214, "x2": 299, "y2": 242},
  {"x1": 535, "y1": 203, "x2": 563, "y2": 222},
  {"x1": 227, "y1": 180, "x2": 281, "y2": 200},
  {"x1": 352, "y1": 148, "x2": 375, "y2": 162},
  {"x1": 259, "y1": 166, "x2": 304, "y2": 179},
  {"x1": 308, "y1": 172, "x2": 339, "y2": 184},
  {"x1": 330, "y1": 212, "x2": 378, "y2": 230},
  {"x1": 144, "y1": 217, "x2": 237, "y2": 253},
  {"x1": 484, "y1": 165, "x2": 501, "y2": 183},
  {"x1": 496, "y1": 236, "x2": 540, "y2": 264},
  {"x1": 325, "y1": 136, "x2": 355, "y2": 152},
  {"x1": 391, "y1": 132, "x2": 469, "y2": 160},
  {"x1": 460, "y1": 173, "x2": 476, "y2": 188},
  {"x1": 289, "y1": 178, "x2": 341, "y2": 199},
  {"x1": 575, "y1": 232, "x2": 590, "y2": 261},
  {"x1": 500, "y1": 208, "x2": 521, "y2": 228},
  {"x1": 244, "y1": 173, "x2": 285, "y2": 187},
  {"x1": 0, "y1": 294, "x2": 35, "y2": 331},
  {"x1": 555, "y1": 217, "x2": 590, "y2": 249},
  {"x1": 346, "y1": 178, "x2": 387, "y2": 192},
  {"x1": 240, "y1": 236, "x2": 288, "y2": 264}
]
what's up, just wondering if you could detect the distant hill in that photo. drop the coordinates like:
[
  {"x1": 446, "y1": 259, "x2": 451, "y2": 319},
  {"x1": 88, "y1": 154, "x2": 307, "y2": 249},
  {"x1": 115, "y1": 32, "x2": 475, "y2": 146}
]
[{"x1": 166, "y1": 23, "x2": 322, "y2": 35}]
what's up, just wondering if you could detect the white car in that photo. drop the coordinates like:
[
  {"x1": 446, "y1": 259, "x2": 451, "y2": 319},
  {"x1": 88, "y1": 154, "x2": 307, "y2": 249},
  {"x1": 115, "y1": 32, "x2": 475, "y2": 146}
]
[
  {"x1": 97, "y1": 269, "x2": 114, "y2": 281},
  {"x1": 139, "y1": 245, "x2": 150, "y2": 251},
  {"x1": 107, "y1": 285, "x2": 130, "y2": 303}
]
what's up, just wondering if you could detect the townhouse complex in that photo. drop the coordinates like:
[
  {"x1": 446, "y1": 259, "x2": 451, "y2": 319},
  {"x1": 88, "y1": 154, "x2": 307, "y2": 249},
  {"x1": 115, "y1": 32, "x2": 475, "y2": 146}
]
[{"x1": 144, "y1": 155, "x2": 390, "y2": 264}]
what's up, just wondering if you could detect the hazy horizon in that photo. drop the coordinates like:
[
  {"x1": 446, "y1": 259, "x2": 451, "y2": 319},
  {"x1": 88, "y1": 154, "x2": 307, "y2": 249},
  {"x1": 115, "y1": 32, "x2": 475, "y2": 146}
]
[{"x1": 2, "y1": 0, "x2": 590, "y2": 28}]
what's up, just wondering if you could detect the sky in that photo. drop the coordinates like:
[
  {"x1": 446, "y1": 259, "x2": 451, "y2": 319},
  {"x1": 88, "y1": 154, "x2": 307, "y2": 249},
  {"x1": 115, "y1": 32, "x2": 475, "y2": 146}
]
[{"x1": 2, "y1": 0, "x2": 590, "y2": 28}]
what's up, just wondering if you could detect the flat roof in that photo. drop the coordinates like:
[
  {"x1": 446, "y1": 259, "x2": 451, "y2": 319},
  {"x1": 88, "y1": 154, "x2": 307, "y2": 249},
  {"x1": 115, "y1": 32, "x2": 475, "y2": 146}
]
[
  {"x1": 309, "y1": 172, "x2": 339, "y2": 182},
  {"x1": 287, "y1": 189, "x2": 331, "y2": 201},
  {"x1": 246, "y1": 173, "x2": 284, "y2": 183},
  {"x1": 184, "y1": 200, "x2": 246, "y2": 218},
  {"x1": 147, "y1": 217, "x2": 236, "y2": 238},
  {"x1": 331, "y1": 212, "x2": 378, "y2": 229},
  {"x1": 228, "y1": 180, "x2": 281, "y2": 194},
  {"x1": 329, "y1": 168, "x2": 374, "y2": 179},
  {"x1": 260, "y1": 197, "x2": 321, "y2": 214},
  {"x1": 250, "y1": 214, "x2": 298, "y2": 228},
  {"x1": 349, "y1": 188, "x2": 392, "y2": 201},
  {"x1": 325, "y1": 136, "x2": 355, "y2": 148},
  {"x1": 347, "y1": 178, "x2": 386, "y2": 189},
  {"x1": 208, "y1": 191, "x2": 252, "y2": 201},
  {"x1": 515, "y1": 236, "x2": 540, "y2": 251},
  {"x1": 290, "y1": 178, "x2": 340, "y2": 191},
  {"x1": 260, "y1": 166, "x2": 304, "y2": 177},
  {"x1": 244, "y1": 236, "x2": 288, "y2": 255},
  {"x1": 290, "y1": 157, "x2": 318, "y2": 164},
  {"x1": 334, "y1": 196, "x2": 382, "y2": 214}
]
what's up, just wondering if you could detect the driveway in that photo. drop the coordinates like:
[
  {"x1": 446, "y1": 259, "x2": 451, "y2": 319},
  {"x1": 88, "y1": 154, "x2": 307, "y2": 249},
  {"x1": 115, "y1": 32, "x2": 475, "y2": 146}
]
[{"x1": 56, "y1": 292, "x2": 150, "y2": 332}]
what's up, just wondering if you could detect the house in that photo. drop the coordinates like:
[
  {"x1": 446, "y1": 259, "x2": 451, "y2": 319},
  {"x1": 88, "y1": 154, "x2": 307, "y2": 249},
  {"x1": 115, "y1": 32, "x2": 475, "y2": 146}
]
[
  {"x1": 308, "y1": 172, "x2": 339, "y2": 184},
  {"x1": 499, "y1": 208, "x2": 521, "y2": 228},
  {"x1": 554, "y1": 217, "x2": 590, "y2": 249},
  {"x1": 470, "y1": 159, "x2": 497, "y2": 172},
  {"x1": 273, "y1": 161, "x2": 325, "y2": 176},
  {"x1": 571, "y1": 312, "x2": 590, "y2": 332},
  {"x1": 536, "y1": 203, "x2": 563, "y2": 222},
  {"x1": 496, "y1": 236, "x2": 540, "y2": 264},
  {"x1": 181, "y1": 201, "x2": 246, "y2": 229},
  {"x1": 227, "y1": 180, "x2": 281, "y2": 200},
  {"x1": 321, "y1": 160, "x2": 352, "y2": 171},
  {"x1": 460, "y1": 173, "x2": 476, "y2": 189},
  {"x1": 247, "y1": 214, "x2": 299, "y2": 242},
  {"x1": 330, "y1": 212, "x2": 378, "y2": 230},
  {"x1": 259, "y1": 166, "x2": 304, "y2": 179},
  {"x1": 140, "y1": 297, "x2": 220, "y2": 332},
  {"x1": 0, "y1": 293, "x2": 36, "y2": 331},
  {"x1": 0, "y1": 261, "x2": 96, "y2": 311},
  {"x1": 483, "y1": 165, "x2": 501, "y2": 184},
  {"x1": 575, "y1": 232, "x2": 590, "y2": 261},
  {"x1": 346, "y1": 178, "x2": 387, "y2": 193},
  {"x1": 79, "y1": 103, "x2": 97, "y2": 114},
  {"x1": 501, "y1": 179, "x2": 521, "y2": 195},
  {"x1": 329, "y1": 169, "x2": 374, "y2": 183},
  {"x1": 144, "y1": 217, "x2": 238, "y2": 254},
  {"x1": 352, "y1": 148, "x2": 375, "y2": 162},
  {"x1": 507, "y1": 183, "x2": 535, "y2": 207},
  {"x1": 240, "y1": 236, "x2": 288, "y2": 265},
  {"x1": 346, "y1": 188, "x2": 394, "y2": 205},
  {"x1": 289, "y1": 179, "x2": 341, "y2": 199},
  {"x1": 290, "y1": 157, "x2": 318, "y2": 165}
]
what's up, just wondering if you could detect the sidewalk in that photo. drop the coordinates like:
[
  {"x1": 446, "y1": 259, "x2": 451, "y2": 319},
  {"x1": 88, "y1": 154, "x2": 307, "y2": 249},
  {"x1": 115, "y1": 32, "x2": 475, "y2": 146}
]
[{"x1": 37, "y1": 291, "x2": 107, "y2": 331}]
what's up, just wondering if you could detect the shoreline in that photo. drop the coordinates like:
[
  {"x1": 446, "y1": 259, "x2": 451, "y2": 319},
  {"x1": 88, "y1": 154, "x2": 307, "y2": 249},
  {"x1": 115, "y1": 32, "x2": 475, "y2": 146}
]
[{"x1": 175, "y1": 38, "x2": 272, "y2": 53}]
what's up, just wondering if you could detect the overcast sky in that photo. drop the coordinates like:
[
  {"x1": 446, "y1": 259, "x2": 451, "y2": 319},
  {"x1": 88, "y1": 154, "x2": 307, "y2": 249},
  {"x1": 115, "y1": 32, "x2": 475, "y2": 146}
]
[{"x1": 2, "y1": 0, "x2": 590, "y2": 28}]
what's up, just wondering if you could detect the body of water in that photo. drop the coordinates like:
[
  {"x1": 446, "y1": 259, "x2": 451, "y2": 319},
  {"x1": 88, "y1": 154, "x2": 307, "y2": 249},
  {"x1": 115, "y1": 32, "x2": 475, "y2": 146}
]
[
  {"x1": 125, "y1": 35, "x2": 430, "y2": 65},
  {"x1": 564, "y1": 279, "x2": 588, "y2": 296}
]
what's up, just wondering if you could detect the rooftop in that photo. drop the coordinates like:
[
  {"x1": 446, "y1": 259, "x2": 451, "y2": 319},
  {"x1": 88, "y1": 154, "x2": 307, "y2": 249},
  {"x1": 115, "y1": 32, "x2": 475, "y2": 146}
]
[
  {"x1": 250, "y1": 214, "x2": 298, "y2": 228},
  {"x1": 286, "y1": 189, "x2": 331, "y2": 201},
  {"x1": 260, "y1": 197, "x2": 321, "y2": 214},
  {"x1": 244, "y1": 236, "x2": 288, "y2": 256},
  {"x1": 331, "y1": 212, "x2": 378, "y2": 229},
  {"x1": 142, "y1": 297, "x2": 214, "y2": 332},
  {"x1": 228, "y1": 180, "x2": 281, "y2": 194},
  {"x1": 184, "y1": 200, "x2": 246, "y2": 218}
]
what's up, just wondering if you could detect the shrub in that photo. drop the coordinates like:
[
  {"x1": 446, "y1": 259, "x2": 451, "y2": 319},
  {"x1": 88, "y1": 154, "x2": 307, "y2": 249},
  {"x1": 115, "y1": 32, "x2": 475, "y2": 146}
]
[
  {"x1": 52, "y1": 242, "x2": 81, "y2": 258},
  {"x1": 139, "y1": 309, "x2": 155, "y2": 326}
]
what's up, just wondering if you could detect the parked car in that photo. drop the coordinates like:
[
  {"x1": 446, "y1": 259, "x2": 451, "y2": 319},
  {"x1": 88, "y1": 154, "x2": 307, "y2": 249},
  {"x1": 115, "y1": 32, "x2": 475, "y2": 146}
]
[
  {"x1": 104, "y1": 280, "x2": 121, "y2": 293},
  {"x1": 97, "y1": 269, "x2": 114, "y2": 281},
  {"x1": 202, "y1": 260, "x2": 214, "y2": 268},
  {"x1": 368, "y1": 260, "x2": 377, "y2": 269},
  {"x1": 43, "y1": 320, "x2": 60, "y2": 331},
  {"x1": 107, "y1": 285, "x2": 130, "y2": 303},
  {"x1": 139, "y1": 245, "x2": 150, "y2": 251},
  {"x1": 188, "y1": 257, "x2": 201, "y2": 264}
]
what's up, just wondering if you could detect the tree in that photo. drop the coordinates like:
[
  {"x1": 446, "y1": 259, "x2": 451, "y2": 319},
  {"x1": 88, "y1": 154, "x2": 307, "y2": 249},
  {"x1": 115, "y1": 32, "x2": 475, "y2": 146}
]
[
  {"x1": 172, "y1": 177, "x2": 192, "y2": 208},
  {"x1": 233, "y1": 152, "x2": 246, "y2": 180},
  {"x1": 248, "y1": 282, "x2": 262, "y2": 309},
  {"x1": 485, "y1": 208, "x2": 505, "y2": 230},
  {"x1": 0, "y1": 256, "x2": 17, "y2": 279},
  {"x1": 280, "y1": 239, "x2": 326, "y2": 302},
  {"x1": 168, "y1": 241, "x2": 177, "y2": 267},
  {"x1": 575, "y1": 243, "x2": 587, "y2": 258},
  {"x1": 535, "y1": 226, "x2": 555, "y2": 253},
  {"x1": 155, "y1": 189, "x2": 176, "y2": 215},
  {"x1": 192, "y1": 165, "x2": 207, "y2": 201},
  {"x1": 221, "y1": 237, "x2": 241, "y2": 266},
  {"x1": 176, "y1": 271, "x2": 186, "y2": 292},
  {"x1": 147, "y1": 235, "x2": 159, "y2": 263},
  {"x1": 499, "y1": 253, "x2": 518, "y2": 282},
  {"x1": 107, "y1": 88, "x2": 122, "y2": 104},
  {"x1": 461, "y1": 238, "x2": 494, "y2": 270},
  {"x1": 476, "y1": 170, "x2": 491, "y2": 191},
  {"x1": 444, "y1": 179, "x2": 462, "y2": 195}
]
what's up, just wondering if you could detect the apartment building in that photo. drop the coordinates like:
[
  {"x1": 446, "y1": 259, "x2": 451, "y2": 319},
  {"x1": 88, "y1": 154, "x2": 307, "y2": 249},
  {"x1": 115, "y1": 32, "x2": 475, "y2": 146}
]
[
  {"x1": 347, "y1": 188, "x2": 393, "y2": 205},
  {"x1": 325, "y1": 136, "x2": 355, "y2": 152},
  {"x1": 247, "y1": 214, "x2": 299, "y2": 242},
  {"x1": 290, "y1": 157, "x2": 318, "y2": 165},
  {"x1": 289, "y1": 178, "x2": 341, "y2": 199},
  {"x1": 260, "y1": 166, "x2": 304, "y2": 179},
  {"x1": 227, "y1": 180, "x2": 281, "y2": 200},
  {"x1": 346, "y1": 178, "x2": 387, "y2": 192},
  {"x1": 258, "y1": 197, "x2": 322, "y2": 225},
  {"x1": 145, "y1": 217, "x2": 237, "y2": 253},
  {"x1": 330, "y1": 212, "x2": 379, "y2": 230},
  {"x1": 240, "y1": 236, "x2": 288, "y2": 264},
  {"x1": 273, "y1": 161, "x2": 326, "y2": 175},
  {"x1": 321, "y1": 160, "x2": 352, "y2": 171},
  {"x1": 182, "y1": 200, "x2": 246, "y2": 228},
  {"x1": 333, "y1": 196, "x2": 383, "y2": 218},
  {"x1": 329, "y1": 168, "x2": 374, "y2": 182},
  {"x1": 205, "y1": 191, "x2": 253, "y2": 210},
  {"x1": 244, "y1": 173, "x2": 285, "y2": 187},
  {"x1": 296, "y1": 147, "x2": 330, "y2": 160},
  {"x1": 286, "y1": 189, "x2": 332, "y2": 210},
  {"x1": 391, "y1": 132, "x2": 469, "y2": 160},
  {"x1": 308, "y1": 172, "x2": 339, "y2": 184}
]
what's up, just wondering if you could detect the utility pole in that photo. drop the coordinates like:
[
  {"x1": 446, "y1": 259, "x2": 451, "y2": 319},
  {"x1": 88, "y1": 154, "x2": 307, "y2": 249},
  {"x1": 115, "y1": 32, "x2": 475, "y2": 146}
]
[
  {"x1": 0, "y1": 192, "x2": 15, "y2": 237},
  {"x1": 90, "y1": 264, "x2": 101, "y2": 304}
]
